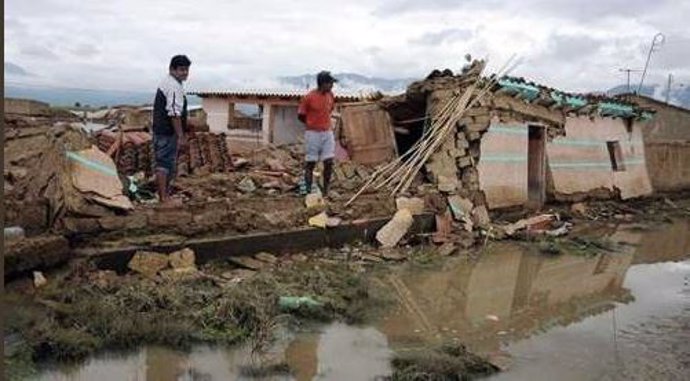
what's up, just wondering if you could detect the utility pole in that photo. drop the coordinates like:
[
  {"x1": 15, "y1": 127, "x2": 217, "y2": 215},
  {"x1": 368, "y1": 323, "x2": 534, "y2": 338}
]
[
  {"x1": 665, "y1": 73, "x2": 673, "y2": 103},
  {"x1": 637, "y1": 33, "x2": 665, "y2": 94},
  {"x1": 618, "y1": 68, "x2": 642, "y2": 93}
]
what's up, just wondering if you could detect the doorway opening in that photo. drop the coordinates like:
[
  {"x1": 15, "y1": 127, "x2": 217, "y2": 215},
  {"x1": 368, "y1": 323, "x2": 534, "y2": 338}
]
[{"x1": 528, "y1": 125, "x2": 546, "y2": 207}]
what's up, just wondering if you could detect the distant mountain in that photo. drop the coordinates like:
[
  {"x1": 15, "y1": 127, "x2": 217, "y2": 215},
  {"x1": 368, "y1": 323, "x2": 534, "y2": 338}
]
[
  {"x1": 606, "y1": 83, "x2": 690, "y2": 109},
  {"x1": 279, "y1": 73, "x2": 415, "y2": 94},
  {"x1": 3, "y1": 85, "x2": 202, "y2": 108},
  {"x1": 4, "y1": 72, "x2": 413, "y2": 108}
]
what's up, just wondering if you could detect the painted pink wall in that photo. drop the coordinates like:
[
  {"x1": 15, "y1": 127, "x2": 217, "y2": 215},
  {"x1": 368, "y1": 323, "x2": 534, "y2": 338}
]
[
  {"x1": 547, "y1": 116, "x2": 653, "y2": 199},
  {"x1": 477, "y1": 121, "x2": 529, "y2": 209}
]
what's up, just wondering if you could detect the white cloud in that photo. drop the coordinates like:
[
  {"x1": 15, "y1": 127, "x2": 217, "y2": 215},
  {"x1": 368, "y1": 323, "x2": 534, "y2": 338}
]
[{"x1": 4, "y1": 0, "x2": 689, "y2": 93}]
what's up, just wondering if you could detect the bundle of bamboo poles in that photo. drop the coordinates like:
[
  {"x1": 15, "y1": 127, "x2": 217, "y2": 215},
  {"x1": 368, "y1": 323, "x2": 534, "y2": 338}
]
[{"x1": 346, "y1": 56, "x2": 518, "y2": 206}]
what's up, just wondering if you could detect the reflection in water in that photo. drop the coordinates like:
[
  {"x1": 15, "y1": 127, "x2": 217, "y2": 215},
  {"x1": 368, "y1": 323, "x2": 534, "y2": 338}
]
[
  {"x1": 36, "y1": 220, "x2": 690, "y2": 380},
  {"x1": 379, "y1": 242, "x2": 635, "y2": 354}
]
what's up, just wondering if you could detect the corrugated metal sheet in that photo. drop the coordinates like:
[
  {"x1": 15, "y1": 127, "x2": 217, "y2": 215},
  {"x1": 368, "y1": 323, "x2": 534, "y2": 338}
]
[
  {"x1": 191, "y1": 89, "x2": 364, "y2": 102},
  {"x1": 340, "y1": 103, "x2": 397, "y2": 165}
]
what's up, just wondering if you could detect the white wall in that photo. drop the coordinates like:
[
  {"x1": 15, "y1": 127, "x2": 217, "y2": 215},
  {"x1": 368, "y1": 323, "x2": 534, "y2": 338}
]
[
  {"x1": 202, "y1": 98, "x2": 229, "y2": 134},
  {"x1": 273, "y1": 105, "x2": 305, "y2": 145}
]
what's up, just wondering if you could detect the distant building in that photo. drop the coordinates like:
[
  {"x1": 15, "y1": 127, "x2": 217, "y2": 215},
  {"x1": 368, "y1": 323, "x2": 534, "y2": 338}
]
[{"x1": 192, "y1": 89, "x2": 364, "y2": 149}]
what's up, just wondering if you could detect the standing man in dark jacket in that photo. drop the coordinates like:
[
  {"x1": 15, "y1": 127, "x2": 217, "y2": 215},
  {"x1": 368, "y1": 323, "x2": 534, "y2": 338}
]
[{"x1": 152, "y1": 55, "x2": 191, "y2": 205}]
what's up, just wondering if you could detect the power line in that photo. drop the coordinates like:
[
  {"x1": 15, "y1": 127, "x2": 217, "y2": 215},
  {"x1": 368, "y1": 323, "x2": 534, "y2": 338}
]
[{"x1": 618, "y1": 68, "x2": 642, "y2": 93}]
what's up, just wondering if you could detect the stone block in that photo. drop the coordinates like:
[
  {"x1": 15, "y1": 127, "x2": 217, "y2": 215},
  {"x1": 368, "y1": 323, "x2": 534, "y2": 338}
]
[
  {"x1": 169, "y1": 248, "x2": 196, "y2": 269},
  {"x1": 457, "y1": 156, "x2": 473, "y2": 168},
  {"x1": 376, "y1": 209, "x2": 413, "y2": 248},
  {"x1": 128, "y1": 251, "x2": 169, "y2": 278},
  {"x1": 395, "y1": 197, "x2": 425, "y2": 215}
]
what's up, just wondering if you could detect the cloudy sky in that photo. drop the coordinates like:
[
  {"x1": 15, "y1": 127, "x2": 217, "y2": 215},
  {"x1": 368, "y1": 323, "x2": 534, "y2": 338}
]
[{"x1": 5, "y1": 0, "x2": 690, "y2": 94}]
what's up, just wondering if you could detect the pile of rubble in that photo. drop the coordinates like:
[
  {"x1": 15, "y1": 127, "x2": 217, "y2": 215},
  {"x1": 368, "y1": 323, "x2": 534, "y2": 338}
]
[
  {"x1": 96, "y1": 129, "x2": 153, "y2": 176},
  {"x1": 95, "y1": 130, "x2": 234, "y2": 176}
]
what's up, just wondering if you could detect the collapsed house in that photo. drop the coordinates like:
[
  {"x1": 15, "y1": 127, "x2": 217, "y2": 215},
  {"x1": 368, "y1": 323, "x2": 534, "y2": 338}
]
[{"x1": 379, "y1": 65, "x2": 656, "y2": 210}]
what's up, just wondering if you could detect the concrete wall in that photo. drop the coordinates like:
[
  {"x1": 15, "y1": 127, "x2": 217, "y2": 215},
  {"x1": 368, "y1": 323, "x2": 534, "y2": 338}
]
[
  {"x1": 547, "y1": 116, "x2": 653, "y2": 200},
  {"x1": 273, "y1": 105, "x2": 305, "y2": 145},
  {"x1": 202, "y1": 98, "x2": 229, "y2": 134},
  {"x1": 4, "y1": 98, "x2": 51, "y2": 116},
  {"x1": 644, "y1": 141, "x2": 690, "y2": 191},
  {"x1": 628, "y1": 95, "x2": 690, "y2": 141},
  {"x1": 626, "y1": 95, "x2": 690, "y2": 191},
  {"x1": 477, "y1": 122, "x2": 529, "y2": 209}
]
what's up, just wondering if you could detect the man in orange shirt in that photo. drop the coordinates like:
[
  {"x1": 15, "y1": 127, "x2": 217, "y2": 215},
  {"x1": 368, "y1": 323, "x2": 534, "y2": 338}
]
[{"x1": 298, "y1": 71, "x2": 338, "y2": 197}]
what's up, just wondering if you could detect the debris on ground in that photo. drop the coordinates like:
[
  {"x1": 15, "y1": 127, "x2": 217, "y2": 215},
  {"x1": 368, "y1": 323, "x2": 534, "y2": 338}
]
[
  {"x1": 255, "y1": 252, "x2": 278, "y2": 264},
  {"x1": 305, "y1": 193, "x2": 326, "y2": 209},
  {"x1": 169, "y1": 248, "x2": 196, "y2": 269},
  {"x1": 376, "y1": 209, "x2": 414, "y2": 247},
  {"x1": 33, "y1": 272, "x2": 47, "y2": 289},
  {"x1": 389, "y1": 343, "x2": 499, "y2": 380},
  {"x1": 395, "y1": 197, "x2": 425, "y2": 215},
  {"x1": 127, "y1": 251, "x2": 170, "y2": 278},
  {"x1": 237, "y1": 176, "x2": 258, "y2": 193},
  {"x1": 501, "y1": 214, "x2": 559, "y2": 236},
  {"x1": 277, "y1": 296, "x2": 323, "y2": 311},
  {"x1": 308, "y1": 212, "x2": 329, "y2": 228}
]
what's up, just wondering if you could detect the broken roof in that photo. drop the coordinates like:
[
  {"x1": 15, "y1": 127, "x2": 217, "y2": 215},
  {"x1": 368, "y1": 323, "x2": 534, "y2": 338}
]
[{"x1": 497, "y1": 76, "x2": 655, "y2": 121}]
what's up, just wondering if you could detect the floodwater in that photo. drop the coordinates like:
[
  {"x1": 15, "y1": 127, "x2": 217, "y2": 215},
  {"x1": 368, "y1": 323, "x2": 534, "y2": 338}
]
[{"x1": 36, "y1": 220, "x2": 690, "y2": 381}]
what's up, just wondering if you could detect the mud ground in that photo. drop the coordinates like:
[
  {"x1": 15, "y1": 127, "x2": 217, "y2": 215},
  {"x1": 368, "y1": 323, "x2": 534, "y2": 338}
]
[{"x1": 5, "y1": 193, "x2": 690, "y2": 380}]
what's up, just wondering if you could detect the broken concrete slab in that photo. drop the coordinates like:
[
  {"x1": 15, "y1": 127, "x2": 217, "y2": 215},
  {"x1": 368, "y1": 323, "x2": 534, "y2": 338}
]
[
  {"x1": 308, "y1": 212, "x2": 329, "y2": 228},
  {"x1": 33, "y1": 271, "x2": 47, "y2": 288},
  {"x1": 447, "y1": 196, "x2": 474, "y2": 220},
  {"x1": 128, "y1": 251, "x2": 169, "y2": 278},
  {"x1": 396, "y1": 197, "x2": 425, "y2": 215},
  {"x1": 169, "y1": 248, "x2": 196, "y2": 269},
  {"x1": 255, "y1": 252, "x2": 278, "y2": 264},
  {"x1": 221, "y1": 269, "x2": 256, "y2": 282},
  {"x1": 228, "y1": 256, "x2": 267, "y2": 271},
  {"x1": 503, "y1": 214, "x2": 558, "y2": 236},
  {"x1": 237, "y1": 177, "x2": 257, "y2": 193},
  {"x1": 376, "y1": 209, "x2": 413, "y2": 248}
]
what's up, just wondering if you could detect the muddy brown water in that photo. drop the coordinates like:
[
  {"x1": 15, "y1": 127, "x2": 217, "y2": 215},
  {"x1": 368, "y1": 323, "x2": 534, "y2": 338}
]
[{"x1": 36, "y1": 220, "x2": 690, "y2": 380}]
